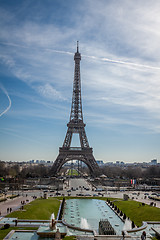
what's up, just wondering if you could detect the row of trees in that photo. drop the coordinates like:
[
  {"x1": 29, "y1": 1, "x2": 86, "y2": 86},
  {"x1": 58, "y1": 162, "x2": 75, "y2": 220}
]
[
  {"x1": 0, "y1": 161, "x2": 50, "y2": 179},
  {"x1": 101, "y1": 165, "x2": 160, "y2": 179},
  {"x1": 0, "y1": 160, "x2": 160, "y2": 179}
]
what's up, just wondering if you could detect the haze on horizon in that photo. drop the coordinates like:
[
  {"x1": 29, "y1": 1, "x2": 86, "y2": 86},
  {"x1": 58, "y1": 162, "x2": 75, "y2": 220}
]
[{"x1": 0, "y1": 0, "x2": 160, "y2": 163}]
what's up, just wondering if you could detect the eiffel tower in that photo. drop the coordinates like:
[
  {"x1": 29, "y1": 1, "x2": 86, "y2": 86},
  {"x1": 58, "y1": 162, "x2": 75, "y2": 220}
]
[{"x1": 51, "y1": 42, "x2": 100, "y2": 176}]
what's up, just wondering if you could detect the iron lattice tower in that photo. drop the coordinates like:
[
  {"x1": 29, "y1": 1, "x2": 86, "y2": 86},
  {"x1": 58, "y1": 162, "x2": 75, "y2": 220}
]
[{"x1": 51, "y1": 42, "x2": 100, "y2": 176}]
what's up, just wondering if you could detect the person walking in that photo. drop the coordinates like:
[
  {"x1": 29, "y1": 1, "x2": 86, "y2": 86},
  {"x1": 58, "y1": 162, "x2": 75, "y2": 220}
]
[
  {"x1": 122, "y1": 231, "x2": 125, "y2": 240},
  {"x1": 141, "y1": 231, "x2": 146, "y2": 240}
]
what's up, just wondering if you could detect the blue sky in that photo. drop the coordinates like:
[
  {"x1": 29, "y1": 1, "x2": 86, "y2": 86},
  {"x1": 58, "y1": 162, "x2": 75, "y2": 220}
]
[{"x1": 0, "y1": 0, "x2": 160, "y2": 163}]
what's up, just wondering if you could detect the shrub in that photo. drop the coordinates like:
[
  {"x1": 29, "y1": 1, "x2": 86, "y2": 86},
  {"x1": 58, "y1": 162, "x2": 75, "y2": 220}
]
[
  {"x1": 132, "y1": 221, "x2": 135, "y2": 229},
  {"x1": 9, "y1": 195, "x2": 19, "y2": 199},
  {"x1": 3, "y1": 224, "x2": 10, "y2": 229},
  {"x1": 0, "y1": 198, "x2": 7, "y2": 203}
]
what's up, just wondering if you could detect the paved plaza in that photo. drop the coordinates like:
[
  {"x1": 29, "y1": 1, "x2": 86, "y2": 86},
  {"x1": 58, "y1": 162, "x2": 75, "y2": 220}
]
[
  {"x1": 0, "y1": 194, "x2": 34, "y2": 217},
  {"x1": 0, "y1": 178, "x2": 160, "y2": 218}
]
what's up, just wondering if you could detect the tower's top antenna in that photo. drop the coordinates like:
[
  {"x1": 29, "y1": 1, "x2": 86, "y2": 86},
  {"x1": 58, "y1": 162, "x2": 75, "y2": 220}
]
[
  {"x1": 77, "y1": 41, "x2": 79, "y2": 53},
  {"x1": 74, "y1": 41, "x2": 81, "y2": 60}
]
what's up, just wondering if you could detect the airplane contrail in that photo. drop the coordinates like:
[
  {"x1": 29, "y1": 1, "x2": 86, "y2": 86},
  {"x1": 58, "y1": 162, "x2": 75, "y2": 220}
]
[
  {"x1": 83, "y1": 54, "x2": 160, "y2": 71},
  {"x1": 0, "y1": 85, "x2": 12, "y2": 117},
  {"x1": 0, "y1": 41, "x2": 73, "y2": 55},
  {"x1": 1, "y1": 41, "x2": 160, "y2": 71},
  {"x1": 44, "y1": 46, "x2": 160, "y2": 71}
]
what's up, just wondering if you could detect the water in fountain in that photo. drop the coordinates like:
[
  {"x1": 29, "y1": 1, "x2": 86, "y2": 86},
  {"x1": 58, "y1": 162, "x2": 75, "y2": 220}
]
[
  {"x1": 123, "y1": 219, "x2": 131, "y2": 231},
  {"x1": 80, "y1": 217, "x2": 90, "y2": 229}
]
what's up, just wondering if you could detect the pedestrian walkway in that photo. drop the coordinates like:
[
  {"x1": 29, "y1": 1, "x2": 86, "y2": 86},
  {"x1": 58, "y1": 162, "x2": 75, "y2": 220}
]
[
  {"x1": 0, "y1": 195, "x2": 33, "y2": 217},
  {"x1": 133, "y1": 197, "x2": 160, "y2": 208},
  {"x1": 109, "y1": 191, "x2": 160, "y2": 209}
]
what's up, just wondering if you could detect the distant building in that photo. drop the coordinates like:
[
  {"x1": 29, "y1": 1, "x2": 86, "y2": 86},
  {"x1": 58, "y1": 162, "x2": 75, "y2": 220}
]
[
  {"x1": 105, "y1": 162, "x2": 114, "y2": 166},
  {"x1": 116, "y1": 161, "x2": 124, "y2": 166},
  {"x1": 96, "y1": 160, "x2": 104, "y2": 166},
  {"x1": 40, "y1": 160, "x2": 45, "y2": 164},
  {"x1": 150, "y1": 159, "x2": 157, "y2": 165},
  {"x1": 29, "y1": 160, "x2": 34, "y2": 164}
]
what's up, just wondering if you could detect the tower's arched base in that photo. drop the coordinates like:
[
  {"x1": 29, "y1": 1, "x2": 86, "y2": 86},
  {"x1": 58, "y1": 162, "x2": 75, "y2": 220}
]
[{"x1": 51, "y1": 147, "x2": 100, "y2": 177}]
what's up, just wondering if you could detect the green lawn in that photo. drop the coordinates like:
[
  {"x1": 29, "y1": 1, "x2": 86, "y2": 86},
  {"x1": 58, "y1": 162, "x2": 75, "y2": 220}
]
[
  {"x1": 67, "y1": 169, "x2": 79, "y2": 176},
  {"x1": 63, "y1": 236, "x2": 76, "y2": 240},
  {"x1": 7, "y1": 197, "x2": 60, "y2": 220},
  {"x1": 109, "y1": 198, "x2": 160, "y2": 227}
]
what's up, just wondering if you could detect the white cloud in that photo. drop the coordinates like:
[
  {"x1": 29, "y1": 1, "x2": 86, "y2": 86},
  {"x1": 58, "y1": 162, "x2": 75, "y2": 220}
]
[
  {"x1": 37, "y1": 83, "x2": 66, "y2": 100},
  {"x1": 1, "y1": 0, "x2": 160, "y2": 134},
  {"x1": 81, "y1": 0, "x2": 160, "y2": 58}
]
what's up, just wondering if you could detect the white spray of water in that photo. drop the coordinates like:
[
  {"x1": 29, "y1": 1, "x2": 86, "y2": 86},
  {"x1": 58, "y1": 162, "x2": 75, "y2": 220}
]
[
  {"x1": 49, "y1": 213, "x2": 56, "y2": 229},
  {"x1": 0, "y1": 85, "x2": 12, "y2": 117},
  {"x1": 80, "y1": 217, "x2": 90, "y2": 229},
  {"x1": 50, "y1": 213, "x2": 55, "y2": 220}
]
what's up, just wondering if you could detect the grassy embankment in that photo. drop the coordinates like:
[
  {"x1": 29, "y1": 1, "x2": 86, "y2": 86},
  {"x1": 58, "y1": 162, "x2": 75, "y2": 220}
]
[
  {"x1": 67, "y1": 169, "x2": 79, "y2": 176},
  {"x1": 109, "y1": 197, "x2": 160, "y2": 227},
  {"x1": 7, "y1": 197, "x2": 60, "y2": 220}
]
